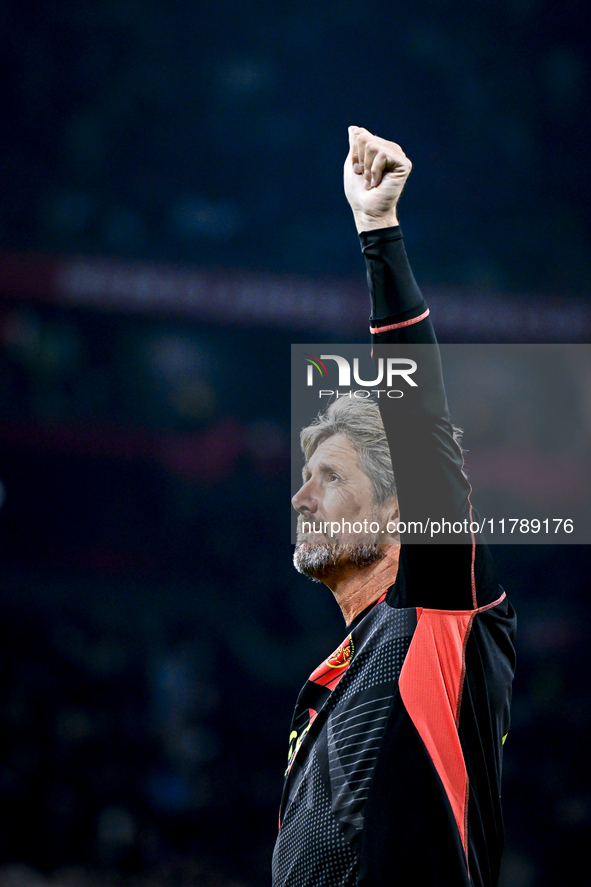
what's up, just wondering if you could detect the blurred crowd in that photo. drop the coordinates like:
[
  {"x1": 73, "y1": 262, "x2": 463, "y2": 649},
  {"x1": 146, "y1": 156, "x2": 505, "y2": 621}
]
[
  {"x1": 1, "y1": 0, "x2": 589, "y2": 294},
  {"x1": 0, "y1": 862, "x2": 246, "y2": 887},
  {"x1": 0, "y1": 299, "x2": 589, "y2": 887}
]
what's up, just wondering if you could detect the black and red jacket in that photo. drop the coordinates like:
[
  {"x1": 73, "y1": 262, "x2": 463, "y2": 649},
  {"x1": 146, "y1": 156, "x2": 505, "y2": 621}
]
[{"x1": 273, "y1": 227, "x2": 516, "y2": 887}]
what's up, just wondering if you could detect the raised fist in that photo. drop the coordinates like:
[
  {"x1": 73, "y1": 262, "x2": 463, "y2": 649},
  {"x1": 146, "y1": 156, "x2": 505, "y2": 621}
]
[{"x1": 344, "y1": 126, "x2": 412, "y2": 232}]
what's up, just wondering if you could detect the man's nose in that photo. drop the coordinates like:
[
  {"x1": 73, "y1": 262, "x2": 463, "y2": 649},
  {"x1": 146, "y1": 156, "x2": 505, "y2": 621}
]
[{"x1": 292, "y1": 480, "x2": 318, "y2": 514}]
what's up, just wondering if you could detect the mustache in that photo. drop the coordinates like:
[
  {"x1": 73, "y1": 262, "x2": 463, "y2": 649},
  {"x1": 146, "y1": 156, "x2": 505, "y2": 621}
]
[
  {"x1": 296, "y1": 517, "x2": 337, "y2": 545},
  {"x1": 297, "y1": 515, "x2": 323, "y2": 531},
  {"x1": 296, "y1": 514, "x2": 382, "y2": 536}
]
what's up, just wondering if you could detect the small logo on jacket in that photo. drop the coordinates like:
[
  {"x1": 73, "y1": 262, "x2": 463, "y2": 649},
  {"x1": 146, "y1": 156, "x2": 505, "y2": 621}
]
[{"x1": 309, "y1": 635, "x2": 355, "y2": 690}]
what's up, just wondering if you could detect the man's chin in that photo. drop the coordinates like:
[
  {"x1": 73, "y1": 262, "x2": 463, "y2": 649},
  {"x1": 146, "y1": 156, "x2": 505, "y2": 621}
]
[{"x1": 293, "y1": 540, "x2": 384, "y2": 579}]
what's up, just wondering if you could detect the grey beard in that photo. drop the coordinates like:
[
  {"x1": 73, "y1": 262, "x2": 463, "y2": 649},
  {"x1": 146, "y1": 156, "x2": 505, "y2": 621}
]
[{"x1": 293, "y1": 540, "x2": 384, "y2": 580}]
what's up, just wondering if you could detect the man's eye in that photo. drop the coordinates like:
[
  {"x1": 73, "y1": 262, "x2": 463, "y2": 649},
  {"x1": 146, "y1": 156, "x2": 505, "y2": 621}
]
[{"x1": 328, "y1": 474, "x2": 339, "y2": 482}]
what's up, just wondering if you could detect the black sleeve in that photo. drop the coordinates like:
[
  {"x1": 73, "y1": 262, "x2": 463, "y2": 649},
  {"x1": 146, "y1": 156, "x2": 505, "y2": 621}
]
[{"x1": 360, "y1": 226, "x2": 500, "y2": 610}]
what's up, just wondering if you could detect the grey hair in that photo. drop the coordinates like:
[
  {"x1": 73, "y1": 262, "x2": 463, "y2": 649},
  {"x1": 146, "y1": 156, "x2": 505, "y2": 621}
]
[
  {"x1": 300, "y1": 397, "x2": 464, "y2": 504},
  {"x1": 300, "y1": 398, "x2": 397, "y2": 505}
]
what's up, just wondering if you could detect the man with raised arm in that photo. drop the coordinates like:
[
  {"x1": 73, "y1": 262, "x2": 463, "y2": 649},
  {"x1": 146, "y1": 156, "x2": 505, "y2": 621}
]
[{"x1": 272, "y1": 128, "x2": 516, "y2": 887}]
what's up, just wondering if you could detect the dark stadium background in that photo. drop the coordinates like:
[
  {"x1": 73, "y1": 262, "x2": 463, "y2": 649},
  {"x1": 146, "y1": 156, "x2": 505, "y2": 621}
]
[{"x1": 0, "y1": 2, "x2": 590, "y2": 886}]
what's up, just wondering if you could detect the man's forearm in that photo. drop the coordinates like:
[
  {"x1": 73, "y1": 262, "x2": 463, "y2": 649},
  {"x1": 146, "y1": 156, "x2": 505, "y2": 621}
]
[{"x1": 360, "y1": 226, "x2": 428, "y2": 334}]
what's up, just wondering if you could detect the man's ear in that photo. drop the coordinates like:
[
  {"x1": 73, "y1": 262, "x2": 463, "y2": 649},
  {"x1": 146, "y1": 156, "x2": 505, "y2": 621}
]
[
  {"x1": 383, "y1": 495, "x2": 399, "y2": 526},
  {"x1": 380, "y1": 495, "x2": 399, "y2": 543}
]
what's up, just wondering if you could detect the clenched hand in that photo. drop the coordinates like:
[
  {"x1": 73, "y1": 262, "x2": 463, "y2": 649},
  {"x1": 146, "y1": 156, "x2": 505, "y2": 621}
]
[{"x1": 344, "y1": 126, "x2": 412, "y2": 233}]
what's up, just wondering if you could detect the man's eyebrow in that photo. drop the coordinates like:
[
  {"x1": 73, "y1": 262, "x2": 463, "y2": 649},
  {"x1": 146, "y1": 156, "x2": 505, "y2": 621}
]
[{"x1": 302, "y1": 461, "x2": 344, "y2": 480}]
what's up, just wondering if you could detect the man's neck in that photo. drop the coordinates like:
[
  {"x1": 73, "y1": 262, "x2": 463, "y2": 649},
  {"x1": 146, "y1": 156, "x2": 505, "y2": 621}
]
[{"x1": 321, "y1": 545, "x2": 400, "y2": 625}]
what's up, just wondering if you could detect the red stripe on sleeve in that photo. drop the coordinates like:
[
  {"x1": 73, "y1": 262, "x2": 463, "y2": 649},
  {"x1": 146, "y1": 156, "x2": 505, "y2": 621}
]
[
  {"x1": 370, "y1": 308, "x2": 430, "y2": 334},
  {"x1": 399, "y1": 608, "x2": 474, "y2": 861}
]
